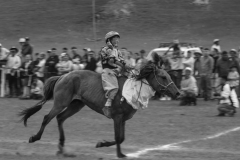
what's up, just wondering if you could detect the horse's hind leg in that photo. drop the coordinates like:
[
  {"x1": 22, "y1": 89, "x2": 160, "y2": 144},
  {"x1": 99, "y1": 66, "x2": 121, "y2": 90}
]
[
  {"x1": 29, "y1": 103, "x2": 66, "y2": 143},
  {"x1": 56, "y1": 100, "x2": 85, "y2": 156}
]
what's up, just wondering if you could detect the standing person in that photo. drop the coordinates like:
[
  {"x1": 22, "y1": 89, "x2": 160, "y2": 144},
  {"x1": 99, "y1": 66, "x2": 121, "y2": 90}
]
[
  {"x1": 5, "y1": 47, "x2": 21, "y2": 98},
  {"x1": 228, "y1": 66, "x2": 239, "y2": 90},
  {"x1": 0, "y1": 43, "x2": 9, "y2": 60},
  {"x1": 100, "y1": 31, "x2": 131, "y2": 118},
  {"x1": 183, "y1": 51, "x2": 194, "y2": 71},
  {"x1": 216, "y1": 51, "x2": 234, "y2": 94},
  {"x1": 135, "y1": 50, "x2": 147, "y2": 74},
  {"x1": 84, "y1": 50, "x2": 97, "y2": 71},
  {"x1": 62, "y1": 47, "x2": 68, "y2": 54},
  {"x1": 19, "y1": 54, "x2": 34, "y2": 99},
  {"x1": 211, "y1": 39, "x2": 221, "y2": 53},
  {"x1": 56, "y1": 53, "x2": 73, "y2": 75},
  {"x1": 71, "y1": 47, "x2": 81, "y2": 60},
  {"x1": 199, "y1": 48, "x2": 214, "y2": 101},
  {"x1": 82, "y1": 48, "x2": 90, "y2": 64},
  {"x1": 229, "y1": 49, "x2": 240, "y2": 96},
  {"x1": 168, "y1": 50, "x2": 184, "y2": 89},
  {"x1": 19, "y1": 37, "x2": 33, "y2": 58},
  {"x1": 36, "y1": 52, "x2": 46, "y2": 82},
  {"x1": 0, "y1": 44, "x2": 10, "y2": 85},
  {"x1": 216, "y1": 76, "x2": 239, "y2": 117},
  {"x1": 45, "y1": 49, "x2": 59, "y2": 79},
  {"x1": 193, "y1": 51, "x2": 202, "y2": 97}
]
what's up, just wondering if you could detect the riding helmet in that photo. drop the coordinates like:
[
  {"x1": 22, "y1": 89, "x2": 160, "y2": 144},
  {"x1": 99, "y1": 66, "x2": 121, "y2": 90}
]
[{"x1": 105, "y1": 31, "x2": 120, "y2": 43}]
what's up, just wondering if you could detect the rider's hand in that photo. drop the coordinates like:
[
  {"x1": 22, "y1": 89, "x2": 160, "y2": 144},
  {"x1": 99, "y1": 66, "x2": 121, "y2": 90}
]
[{"x1": 107, "y1": 41, "x2": 113, "y2": 49}]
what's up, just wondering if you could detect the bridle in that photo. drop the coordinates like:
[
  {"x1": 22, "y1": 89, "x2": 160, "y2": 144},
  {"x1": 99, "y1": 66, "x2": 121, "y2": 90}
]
[{"x1": 153, "y1": 68, "x2": 174, "y2": 93}]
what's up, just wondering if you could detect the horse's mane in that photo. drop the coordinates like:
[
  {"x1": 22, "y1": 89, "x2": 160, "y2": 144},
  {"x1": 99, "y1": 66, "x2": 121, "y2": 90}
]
[
  {"x1": 135, "y1": 53, "x2": 161, "y2": 80},
  {"x1": 136, "y1": 61, "x2": 156, "y2": 80}
]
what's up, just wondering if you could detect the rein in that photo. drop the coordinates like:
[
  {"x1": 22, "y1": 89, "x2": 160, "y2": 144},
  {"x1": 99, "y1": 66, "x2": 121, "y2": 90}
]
[{"x1": 152, "y1": 67, "x2": 174, "y2": 96}]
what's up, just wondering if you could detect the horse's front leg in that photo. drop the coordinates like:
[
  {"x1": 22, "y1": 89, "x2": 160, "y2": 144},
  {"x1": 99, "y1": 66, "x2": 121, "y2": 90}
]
[{"x1": 96, "y1": 121, "x2": 125, "y2": 148}]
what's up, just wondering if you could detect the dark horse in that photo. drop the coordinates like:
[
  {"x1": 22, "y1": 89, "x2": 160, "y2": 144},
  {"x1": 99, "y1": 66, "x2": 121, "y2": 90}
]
[{"x1": 19, "y1": 62, "x2": 180, "y2": 158}]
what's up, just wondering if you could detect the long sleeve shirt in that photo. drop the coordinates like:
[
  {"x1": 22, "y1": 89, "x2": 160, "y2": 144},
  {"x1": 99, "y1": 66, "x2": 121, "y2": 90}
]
[
  {"x1": 21, "y1": 44, "x2": 33, "y2": 56},
  {"x1": 168, "y1": 57, "x2": 184, "y2": 70},
  {"x1": 216, "y1": 58, "x2": 234, "y2": 77},
  {"x1": 199, "y1": 56, "x2": 214, "y2": 75},
  {"x1": 6, "y1": 55, "x2": 21, "y2": 74},
  {"x1": 0, "y1": 48, "x2": 9, "y2": 60}
]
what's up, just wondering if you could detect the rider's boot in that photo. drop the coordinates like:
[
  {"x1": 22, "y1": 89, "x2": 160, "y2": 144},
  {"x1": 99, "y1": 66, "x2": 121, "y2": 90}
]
[{"x1": 103, "y1": 99, "x2": 112, "y2": 119}]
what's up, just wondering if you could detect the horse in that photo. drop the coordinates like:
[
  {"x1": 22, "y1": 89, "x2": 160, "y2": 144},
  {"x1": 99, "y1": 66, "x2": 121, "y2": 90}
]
[{"x1": 19, "y1": 61, "x2": 180, "y2": 158}]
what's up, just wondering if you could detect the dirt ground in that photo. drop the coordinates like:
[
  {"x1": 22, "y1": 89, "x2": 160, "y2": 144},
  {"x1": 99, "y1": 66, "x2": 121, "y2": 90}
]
[{"x1": 0, "y1": 98, "x2": 240, "y2": 160}]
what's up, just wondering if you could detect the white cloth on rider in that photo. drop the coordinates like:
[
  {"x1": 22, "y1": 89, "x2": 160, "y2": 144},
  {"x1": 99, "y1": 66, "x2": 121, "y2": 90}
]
[{"x1": 122, "y1": 78, "x2": 155, "y2": 110}]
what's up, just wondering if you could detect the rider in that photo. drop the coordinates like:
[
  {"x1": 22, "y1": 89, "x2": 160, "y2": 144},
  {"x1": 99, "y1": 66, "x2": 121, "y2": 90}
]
[{"x1": 100, "y1": 31, "x2": 130, "y2": 118}]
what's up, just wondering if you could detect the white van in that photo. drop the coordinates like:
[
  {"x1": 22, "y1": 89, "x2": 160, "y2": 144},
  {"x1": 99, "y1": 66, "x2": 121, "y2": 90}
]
[{"x1": 146, "y1": 42, "x2": 201, "y2": 60}]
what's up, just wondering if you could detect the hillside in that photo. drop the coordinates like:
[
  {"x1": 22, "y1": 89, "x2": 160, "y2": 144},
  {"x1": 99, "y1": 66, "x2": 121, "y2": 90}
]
[{"x1": 0, "y1": 0, "x2": 239, "y2": 53}]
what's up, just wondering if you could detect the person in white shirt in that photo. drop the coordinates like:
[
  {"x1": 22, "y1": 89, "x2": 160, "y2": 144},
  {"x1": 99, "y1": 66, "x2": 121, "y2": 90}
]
[
  {"x1": 56, "y1": 53, "x2": 73, "y2": 75},
  {"x1": 183, "y1": 51, "x2": 194, "y2": 71},
  {"x1": 36, "y1": 52, "x2": 46, "y2": 82},
  {"x1": 0, "y1": 44, "x2": 9, "y2": 60},
  {"x1": 5, "y1": 47, "x2": 21, "y2": 97},
  {"x1": 179, "y1": 67, "x2": 198, "y2": 105},
  {"x1": 216, "y1": 76, "x2": 239, "y2": 117},
  {"x1": 211, "y1": 39, "x2": 221, "y2": 53}
]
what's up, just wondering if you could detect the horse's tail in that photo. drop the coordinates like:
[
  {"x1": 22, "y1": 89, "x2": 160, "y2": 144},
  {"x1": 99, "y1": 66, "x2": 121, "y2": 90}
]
[{"x1": 18, "y1": 76, "x2": 60, "y2": 127}]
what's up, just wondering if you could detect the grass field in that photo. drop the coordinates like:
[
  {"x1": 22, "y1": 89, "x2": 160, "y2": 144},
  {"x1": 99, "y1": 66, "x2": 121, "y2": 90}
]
[{"x1": 0, "y1": 98, "x2": 240, "y2": 160}]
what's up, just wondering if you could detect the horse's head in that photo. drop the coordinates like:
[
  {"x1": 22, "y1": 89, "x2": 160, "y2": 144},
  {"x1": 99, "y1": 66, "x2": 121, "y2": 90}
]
[{"x1": 137, "y1": 62, "x2": 180, "y2": 99}]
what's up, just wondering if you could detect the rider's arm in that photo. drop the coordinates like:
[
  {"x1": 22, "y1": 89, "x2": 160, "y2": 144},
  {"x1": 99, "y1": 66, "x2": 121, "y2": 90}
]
[{"x1": 108, "y1": 58, "x2": 124, "y2": 68}]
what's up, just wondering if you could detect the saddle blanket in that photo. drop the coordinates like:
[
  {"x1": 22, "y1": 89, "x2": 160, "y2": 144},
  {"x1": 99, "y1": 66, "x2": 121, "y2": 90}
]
[{"x1": 122, "y1": 78, "x2": 156, "y2": 110}]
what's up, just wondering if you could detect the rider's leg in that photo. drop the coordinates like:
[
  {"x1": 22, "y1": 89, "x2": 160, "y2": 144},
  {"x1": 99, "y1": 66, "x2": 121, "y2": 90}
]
[{"x1": 101, "y1": 69, "x2": 119, "y2": 118}]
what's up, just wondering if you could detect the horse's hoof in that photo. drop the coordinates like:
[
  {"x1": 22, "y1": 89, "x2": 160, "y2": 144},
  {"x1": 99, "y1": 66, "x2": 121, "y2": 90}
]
[
  {"x1": 118, "y1": 153, "x2": 127, "y2": 158},
  {"x1": 29, "y1": 136, "x2": 34, "y2": 143},
  {"x1": 96, "y1": 142, "x2": 102, "y2": 148}
]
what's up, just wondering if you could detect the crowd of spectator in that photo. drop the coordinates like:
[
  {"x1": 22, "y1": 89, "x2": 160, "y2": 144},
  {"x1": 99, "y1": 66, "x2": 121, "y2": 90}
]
[{"x1": 0, "y1": 37, "x2": 239, "y2": 112}]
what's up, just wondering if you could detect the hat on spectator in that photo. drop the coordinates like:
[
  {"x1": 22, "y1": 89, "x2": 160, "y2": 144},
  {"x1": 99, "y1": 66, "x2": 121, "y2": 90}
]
[
  {"x1": 230, "y1": 49, "x2": 237, "y2": 53},
  {"x1": 19, "y1": 38, "x2": 26, "y2": 43},
  {"x1": 185, "y1": 67, "x2": 192, "y2": 72},
  {"x1": 10, "y1": 46, "x2": 18, "y2": 52},
  {"x1": 25, "y1": 37, "x2": 30, "y2": 41},
  {"x1": 83, "y1": 48, "x2": 91, "y2": 52},
  {"x1": 71, "y1": 46, "x2": 77, "y2": 49},
  {"x1": 194, "y1": 51, "x2": 202, "y2": 55},
  {"x1": 88, "y1": 50, "x2": 95, "y2": 55},
  {"x1": 47, "y1": 50, "x2": 51, "y2": 53},
  {"x1": 51, "y1": 48, "x2": 57, "y2": 50},
  {"x1": 140, "y1": 49, "x2": 146, "y2": 54},
  {"x1": 213, "y1": 39, "x2": 220, "y2": 43}
]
